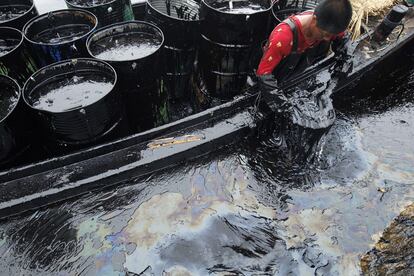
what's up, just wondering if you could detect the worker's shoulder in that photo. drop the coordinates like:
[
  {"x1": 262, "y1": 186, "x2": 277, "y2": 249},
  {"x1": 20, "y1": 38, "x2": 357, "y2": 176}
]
[{"x1": 269, "y1": 23, "x2": 294, "y2": 47}]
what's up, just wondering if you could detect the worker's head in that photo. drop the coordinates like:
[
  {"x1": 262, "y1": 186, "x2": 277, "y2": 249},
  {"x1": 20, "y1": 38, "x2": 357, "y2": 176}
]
[{"x1": 311, "y1": 0, "x2": 353, "y2": 40}]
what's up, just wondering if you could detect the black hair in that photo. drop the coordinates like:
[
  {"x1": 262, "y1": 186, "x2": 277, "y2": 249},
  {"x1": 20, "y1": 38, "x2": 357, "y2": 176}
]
[{"x1": 314, "y1": 0, "x2": 353, "y2": 34}]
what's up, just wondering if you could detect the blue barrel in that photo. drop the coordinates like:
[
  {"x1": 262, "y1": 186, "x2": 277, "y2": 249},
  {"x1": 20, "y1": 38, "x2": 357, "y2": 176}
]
[
  {"x1": 65, "y1": 0, "x2": 134, "y2": 28},
  {"x1": 0, "y1": 75, "x2": 31, "y2": 167},
  {"x1": 23, "y1": 9, "x2": 98, "y2": 68},
  {"x1": 22, "y1": 58, "x2": 123, "y2": 151},
  {"x1": 0, "y1": 27, "x2": 37, "y2": 86},
  {"x1": 87, "y1": 21, "x2": 168, "y2": 131},
  {"x1": 146, "y1": 0, "x2": 202, "y2": 101},
  {"x1": 0, "y1": 0, "x2": 38, "y2": 30}
]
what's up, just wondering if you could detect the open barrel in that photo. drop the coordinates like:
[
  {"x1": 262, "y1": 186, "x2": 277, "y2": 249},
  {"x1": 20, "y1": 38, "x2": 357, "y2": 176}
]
[
  {"x1": 23, "y1": 9, "x2": 97, "y2": 68},
  {"x1": 22, "y1": 58, "x2": 123, "y2": 152},
  {"x1": 0, "y1": 0, "x2": 38, "y2": 30},
  {"x1": 199, "y1": 0, "x2": 273, "y2": 99},
  {"x1": 65, "y1": 0, "x2": 134, "y2": 28},
  {"x1": 146, "y1": 0, "x2": 202, "y2": 101},
  {"x1": 0, "y1": 27, "x2": 37, "y2": 86},
  {"x1": 87, "y1": 21, "x2": 168, "y2": 131}
]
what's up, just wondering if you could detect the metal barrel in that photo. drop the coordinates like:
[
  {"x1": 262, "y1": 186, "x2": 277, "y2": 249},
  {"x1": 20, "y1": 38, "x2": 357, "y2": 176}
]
[
  {"x1": 199, "y1": 0, "x2": 273, "y2": 99},
  {"x1": 0, "y1": 0, "x2": 38, "y2": 30},
  {"x1": 23, "y1": 9, "x2": 98, "y2": 68},
  {"x1": 272, "y1": 0, "x2": 319, "y2": 24},
  {"x1": 200, "y1": 0, "x2": 273, "y2": 44},
  {"x1": 0, "y1": 27, "x2": 37, "y2": 86},
  {"x1": 22, "y1": 58, "x2": 123, "y2": 152},
  {"x1": 87, "y1": 21, "x2": 168, "y2": 131},
  {"x1": 199, "y1": 34, "x2": 252, "y2": 99},
  {"x1": 65, "y1": 0, "x2": 134, "y2": 29},
  {"x1": 132, "y1": 0, "x2": 147, "y2": 20},
  {"x1": 145, "y1": 0, "x2": 201, "y2": 101},
  {"x1": 0, "y1": 75, "x2": 31, "y2": 167}
]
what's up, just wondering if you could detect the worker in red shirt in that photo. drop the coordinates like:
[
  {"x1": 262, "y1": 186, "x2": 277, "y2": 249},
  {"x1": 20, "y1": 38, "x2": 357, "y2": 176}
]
[{"x1": 257, "y1": 0, "x2": 353, "y2": 90}]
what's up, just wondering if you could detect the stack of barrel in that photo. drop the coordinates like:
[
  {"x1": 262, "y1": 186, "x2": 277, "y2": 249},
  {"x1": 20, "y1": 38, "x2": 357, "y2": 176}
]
[
  {"x1": 199, "y1": 0, "x2": 273, "y2": 99},
  {"x1": 0, "y1": 0, "x2": 171, "y2": 168}
]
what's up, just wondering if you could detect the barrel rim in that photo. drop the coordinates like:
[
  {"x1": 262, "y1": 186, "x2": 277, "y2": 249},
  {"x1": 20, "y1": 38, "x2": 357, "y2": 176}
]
[
  {"x1": 22, "y1": 8, "x2": 98, "y2": 47},
  {"x1": 201, "y1": 34, "x2": 252, "y2": 47},
  {"x1": 86, "y1": 20, "x2": 165, "y2": 63},
  {"x1": 147, "y1": 0, "x2": 202, "y2": 22},
  {"x1": 0, "y1": 26, "x2": 24, "y2": 57},
  {"x1": 64, "y1": 0, "x2": 117, "y2": 9},
  {"x1": 0, "y1": 74, "x2": 21, "y2": 124},
  {"x1": 201, "y1": 0, "x2": 275, "y2": 16},
  {"x1": 22, "y1": 58, "x2": 118, "y2": 114},
  {"x1": 0, "y1": 0, "x2": 36, "y2": 25}
]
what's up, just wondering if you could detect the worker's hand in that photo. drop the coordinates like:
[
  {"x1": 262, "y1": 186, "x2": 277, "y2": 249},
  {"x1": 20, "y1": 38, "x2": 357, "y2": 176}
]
[
  {"x1": 332, "y1": 33, "x2": 351, "y2": 58},
  {"x1": 257, "y1": 74, "x2": 287, "y2": 111}
]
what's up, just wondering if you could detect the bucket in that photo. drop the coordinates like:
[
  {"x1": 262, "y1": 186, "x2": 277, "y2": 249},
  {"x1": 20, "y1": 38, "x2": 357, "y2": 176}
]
[
  {"x1": 87, "y1": 21, "x2": 168, "y2": 131},
  {"x1": 132, "y1": 0, "x2": 147, "y2": 20},
  {"x1": 199, "y1": 34, "x2": 252, "y2": 99},
  {"x1": 65, "y1": 0, "x2": 134, "y2": 28},
  {"x1": 200, "y1": 0, "x2": 273, "y2": 44},
  {"x1": 0, "y1": 0, "x2": 38, "y2": 30},
  {"x1": 272, "y1": 0, "x2": 319, "y2": 24},
  {"x1": 145, "y1": 0, "x2": 201, "y2": 101},
  {"x1": 22, "y1": 58, "x2": 123, "y2": 151},
  {"x1": 0, "y1": 27, "x2": 37, "y2": 86},
  {"x1": 0, "y1": 75, "x2": 31, "y2": 167},
  {"x1": 23, "y1": 9, "x2": 98, "y2": 68}
]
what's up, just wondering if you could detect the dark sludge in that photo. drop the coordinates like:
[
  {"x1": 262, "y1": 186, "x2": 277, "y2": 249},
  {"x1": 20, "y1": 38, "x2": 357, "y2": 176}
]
[
  {"x1": 0, "y1": 75, "x2": 31, "y2": 168},
  {"x1": 23, "y1": 9, "x2": 97, "y2": 67},
  {"x1": 87, "y1": 21, "x2": 168, "y2": 132},
  {"x1": 22, "y1": 58, "x2": 124, "y2": 154},
  {"x1": 0, "y1": 27, "x2": 37, "y2": 86},
  {"x1": 0, "y1": 0, "x2": 38, "y2": 30},
  {"x1": 132, "y1": 0, "x2": 147, "y2": 20},
  {"x1": 65, "y1": 0, "x2": 134, "y2": 28},
  {"x1": 146, "y1": 0, "x2": 201, "y2": 101},
  {"x1": 198, "y1": 0, "x2": 273, "y2": 99}
]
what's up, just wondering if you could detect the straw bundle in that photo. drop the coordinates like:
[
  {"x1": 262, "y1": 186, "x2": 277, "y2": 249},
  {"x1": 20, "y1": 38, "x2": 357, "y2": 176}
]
[{"x1": 349, "y1": 0, "x2": 400, "y2": 39}]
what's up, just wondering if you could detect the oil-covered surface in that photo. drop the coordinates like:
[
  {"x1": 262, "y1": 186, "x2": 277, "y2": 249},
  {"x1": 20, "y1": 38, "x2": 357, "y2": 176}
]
[
  {"x1": 0, "y1": 82, "x2": 19, "y2": 121},
  {"x1": 210, "y1": 0, "x2": 269, "y2": 14},
  {"x1": 0, "y1": 5, "x2": 31, "y2": 22},
  {"x1": 28, "y1": 72, "x2": 114, "y2": 112},
  {"x1": 0, "y1": 38, "x2": 19, "y2": 57},
  {"x1": 361, "y1": 204, "x2": 414, "y2": 275},
  {"x1": 91, "y1": 33, "x2": 162, "y2": 61},
  {"x1": 31, "y1": 23, "x2": 92, "y2": 44},
  {"x1": 67, "y1": 0, "x2": 114, "y2": 7},
  {"x1": 0, "y1": 51, "x2": 413, "y2": 274},
  {"x1": 0, "y1": 1, "x2": 413, "y2": 274}
]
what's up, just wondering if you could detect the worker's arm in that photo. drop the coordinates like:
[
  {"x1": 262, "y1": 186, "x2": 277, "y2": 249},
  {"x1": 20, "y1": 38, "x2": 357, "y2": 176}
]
[{"x1": 256, "y1": 24, "x2": 293, "y2": 76}]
